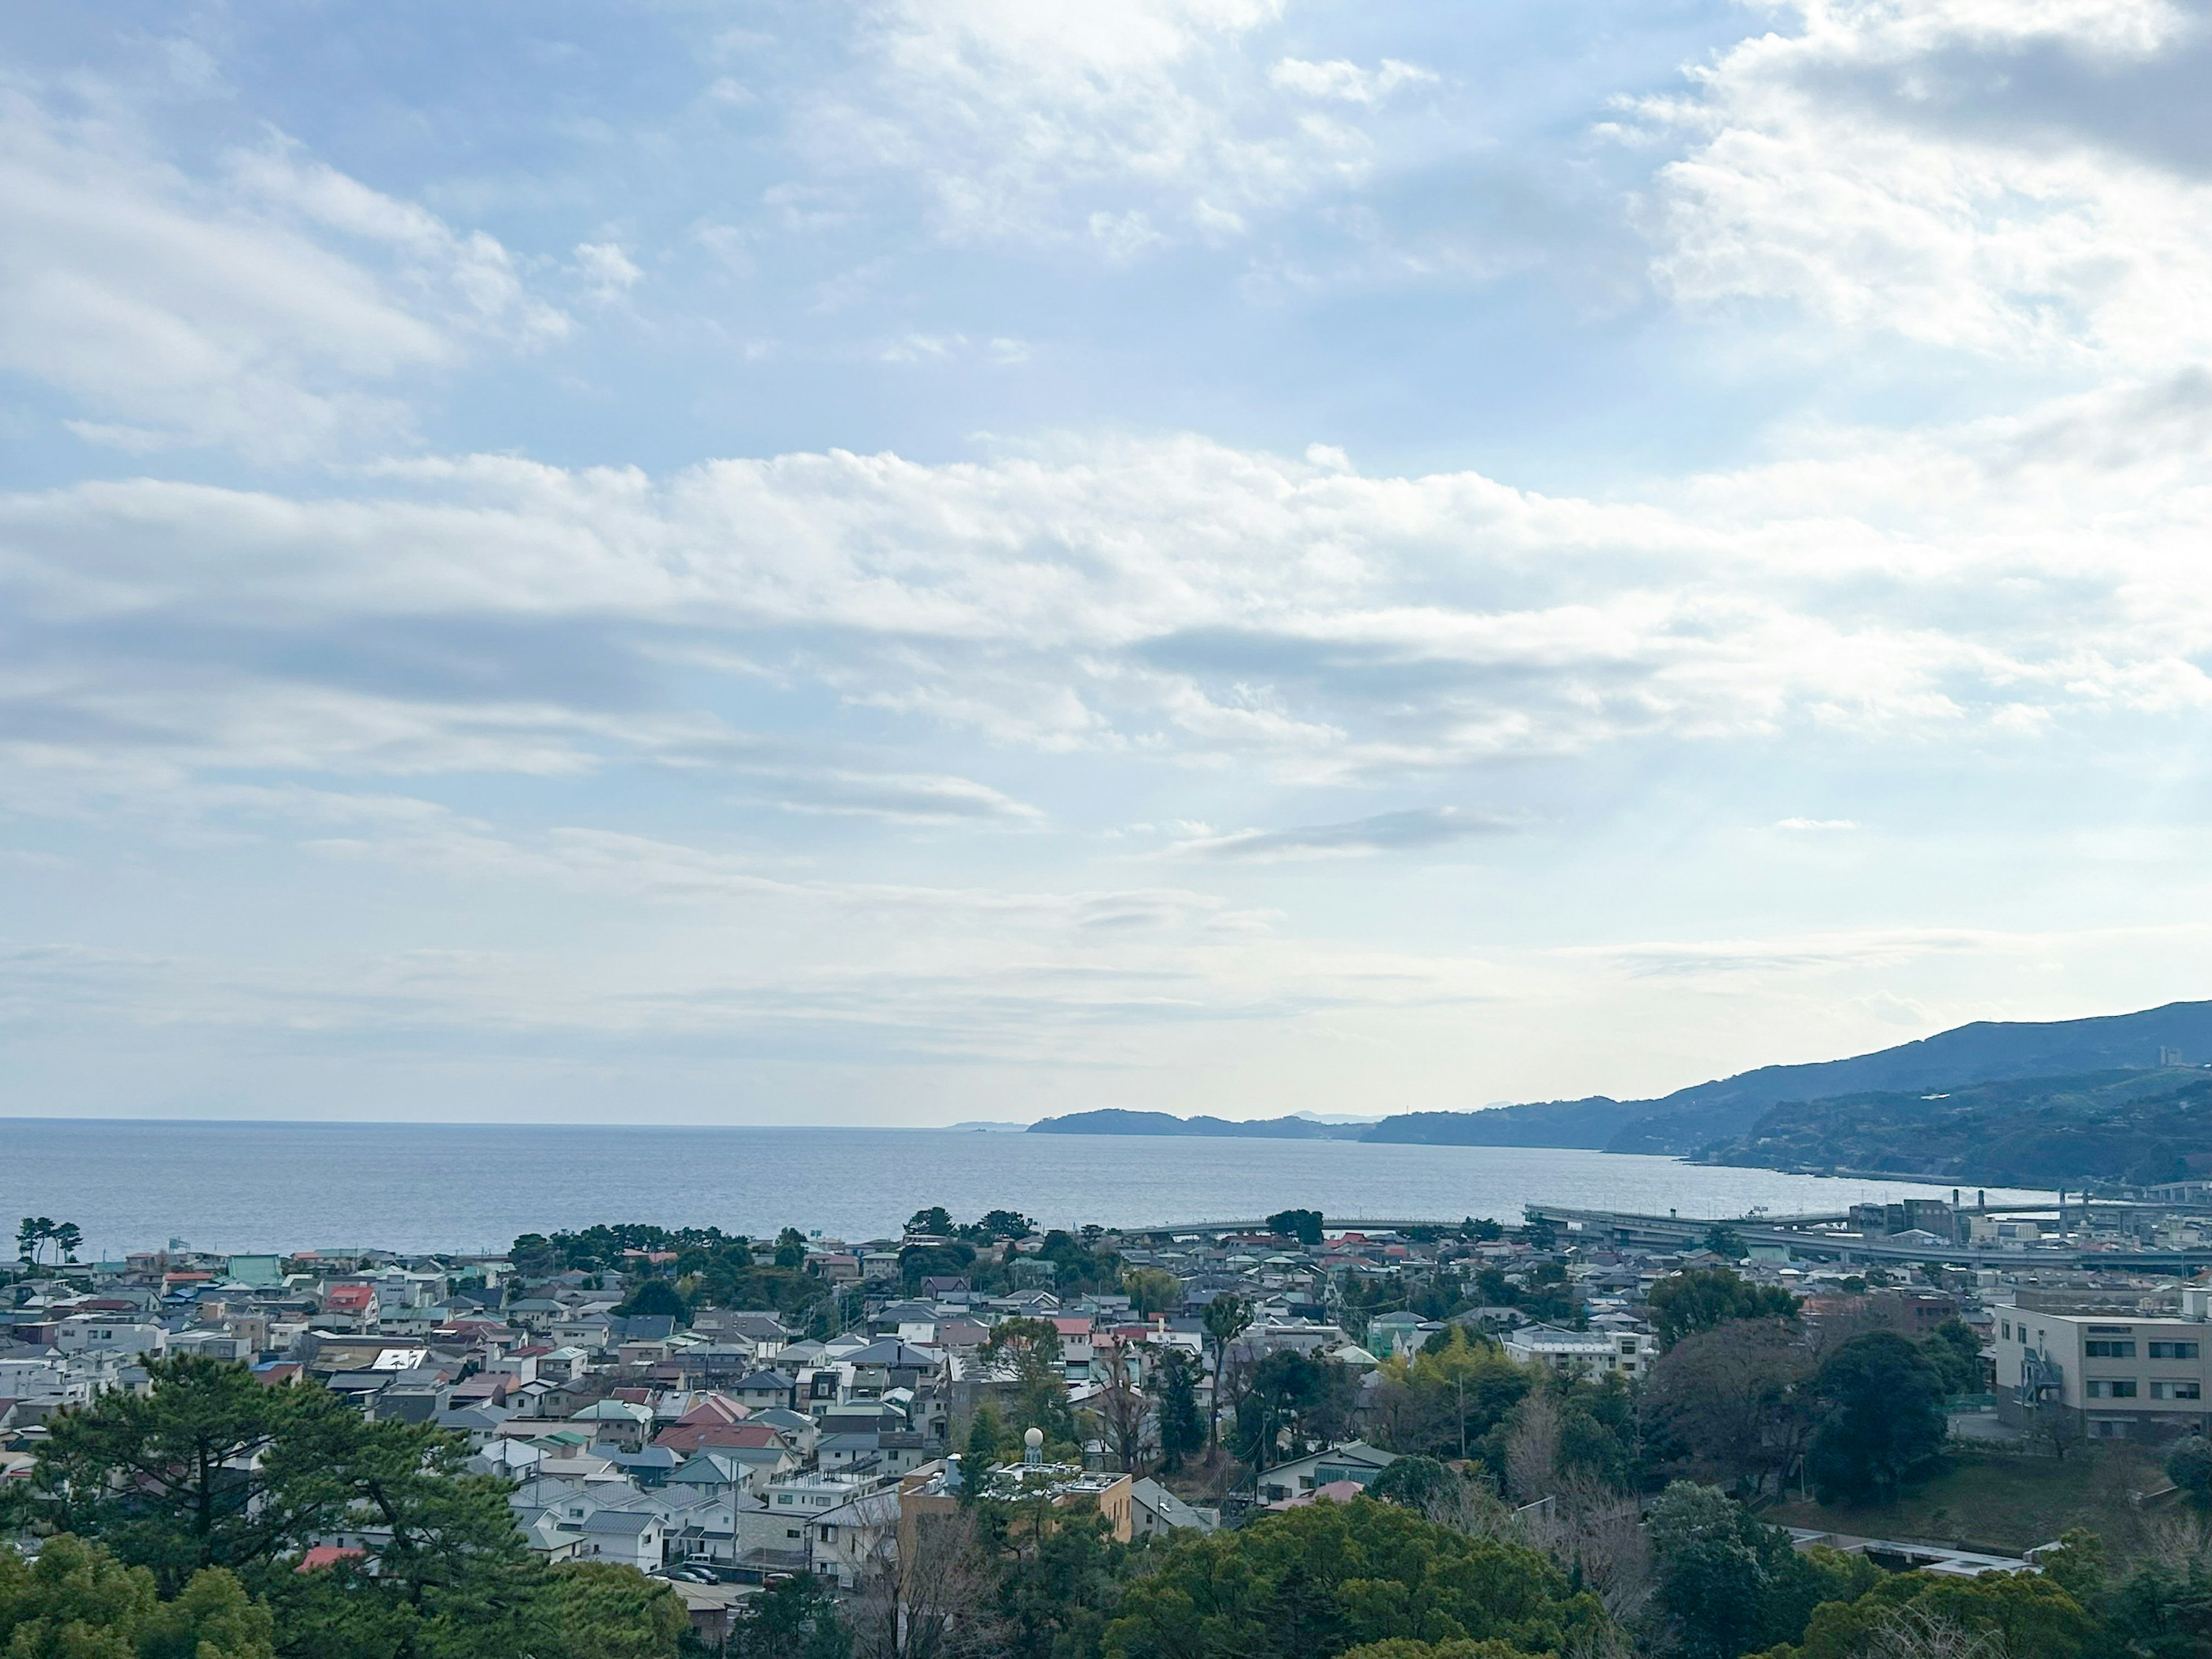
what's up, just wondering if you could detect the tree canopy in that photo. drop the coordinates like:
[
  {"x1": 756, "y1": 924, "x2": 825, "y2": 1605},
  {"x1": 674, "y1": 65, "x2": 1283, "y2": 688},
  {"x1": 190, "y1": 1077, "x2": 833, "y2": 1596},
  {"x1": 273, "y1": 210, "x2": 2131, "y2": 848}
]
[{"x1": 1102, "y1": 1496, "x2": 1611, "y2": 1659}]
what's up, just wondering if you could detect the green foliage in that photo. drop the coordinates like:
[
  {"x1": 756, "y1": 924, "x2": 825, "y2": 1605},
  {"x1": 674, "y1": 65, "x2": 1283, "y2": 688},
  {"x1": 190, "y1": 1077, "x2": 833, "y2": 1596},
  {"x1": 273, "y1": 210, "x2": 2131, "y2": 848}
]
[
  {"x1": 1102, "y1": 1495, "x2": 1610, "y2": 1659},
  {"x1": 1372, "y1": 1329, "x2": 1531, "y2": 1462},
  {"x1": 725, "y1": 1573, "x2": 850, "y2": 1659},
  {"x1": 963, "y1": 1209, "x2": 1036, "y2": 1243},
  {"x1": 1150, "y1": 1347, "x2": 1206, "y2": 1472},
  {"x1": 983, "y1": 1319, "x2": 1078, "y2": 1449},
  {"x1": 1460, "y1": 1218, "x2": 1505, "y2": 1242},
  {"x1": 34, "y1": 1355, "x2": 342, "y2": 1592},
  {"x1": 1267, "y1": 1209, "x2": 1325, "y2": 1247},
  {"x1": 1763, "y1": 1569, "x2": 2096, "y2": 1659},
  {"x1": 2104, "y1": 1556, "x2": 2212, "y2": 1659},
  {"x1": 2168, "y1": 1437, "x2": 2212, "y2": 1509},
  {"x1": 907, "y1": 1206, "x2": 956, "y2": 1236},
  {"x1": 1121, "y1": 1267, "x2": 1183, "y2": 1320},
  {"x1": 898, "y1": 1240, "x2": 977, "y2": 1294},
  {"x1": 543, "y1": 1562, "x2": 687, "y2": 1659},
  {"x1": 1806, "y1": 1333, "x2": 1948, "y2": 1505},
  {"x1": 612, "y1": 1278, "x2": 690, "y2": 1324},
  {"x1": 1648, "y1": 1268, "x2": 1799, "y2": 1350},
  {"x1": 512, "y1": 1224, "x2": 740, "y2": 1275},
  {"x1": 1705, "y1": 1224, "x2": 1748, "y2": 1260},
  {"x1": 1922, "y1": 1320, "x2": 1983, "y2": 1398},
  {"x1": 0, "y1": 1535, "x2": 274, "y2": 1659},
  {"x1": 1037, "y1": 1229, "x2": 1123, "y2": 1294},
  {"x1": 995, "y1": 1507, "x2": 1127, "y2": 1658},
  {"x1": 14, "y1": 1218, "x2": 83, "y2": 1267},
  {"x1": 1648, "y1": 1483, "x2": 1880, "y2": 1659},
  {"x1": 1234, "y1": 1349, "x2": 1330, "y2": 1474},
  {"x1": 963, "y1": 1403, "x2": 1012, "y2": 1501},
  {"x1": 1366, "y1": 1455, "x2": 1460, "y2": 1512}
]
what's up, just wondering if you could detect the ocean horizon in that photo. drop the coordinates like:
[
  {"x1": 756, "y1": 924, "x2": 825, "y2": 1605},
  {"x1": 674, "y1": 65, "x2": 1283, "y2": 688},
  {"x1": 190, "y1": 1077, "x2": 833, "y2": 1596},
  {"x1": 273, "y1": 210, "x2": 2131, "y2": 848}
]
[{"x1": 0, "y1": 1117, "x2": 2052, "y2": 1259}]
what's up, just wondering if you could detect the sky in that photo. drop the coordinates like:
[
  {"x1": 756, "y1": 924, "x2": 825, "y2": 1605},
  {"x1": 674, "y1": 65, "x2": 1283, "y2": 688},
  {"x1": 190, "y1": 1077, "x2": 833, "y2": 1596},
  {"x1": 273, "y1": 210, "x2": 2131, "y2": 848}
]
[{"x1": 5, "y1": 0, "x2": 2212, "y2": 1127}]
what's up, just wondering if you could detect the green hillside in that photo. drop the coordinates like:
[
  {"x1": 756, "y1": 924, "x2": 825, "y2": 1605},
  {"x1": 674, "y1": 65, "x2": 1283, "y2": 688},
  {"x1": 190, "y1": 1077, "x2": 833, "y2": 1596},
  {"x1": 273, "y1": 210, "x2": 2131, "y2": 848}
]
[{"x1": 1703, "y1": 1065, "x2": 2212, "y2": 1185}]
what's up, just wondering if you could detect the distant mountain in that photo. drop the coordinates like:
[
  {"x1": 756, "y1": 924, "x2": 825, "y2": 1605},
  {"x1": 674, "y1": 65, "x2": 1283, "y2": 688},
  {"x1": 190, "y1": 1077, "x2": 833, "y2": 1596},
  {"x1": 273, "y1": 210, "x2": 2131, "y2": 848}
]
[
  {"x1": 1362, "y1": 1097, "x2": 1641, "y2": 1149},
  {"x1": 1703, "y1": 1066, "x2": 2212, "y2": 1185},
  {"x1": 1604, "y1": 1000, "x2": 2212, "y2": 1154},
  {"x1": 1366, "y1": 998, "x2": 2212, "y2": 1155},
  {"x1": 1027, "y1": 1109, "x2": 1368, "y2": 1141}
]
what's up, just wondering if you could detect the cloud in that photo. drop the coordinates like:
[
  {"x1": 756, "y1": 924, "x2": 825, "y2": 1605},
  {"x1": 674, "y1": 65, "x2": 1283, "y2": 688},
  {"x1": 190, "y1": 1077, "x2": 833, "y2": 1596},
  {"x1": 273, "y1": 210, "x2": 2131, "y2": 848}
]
[
  {"x1": 0, "y1": 88, "x2": 561, "y2": 459},
  {"x1": 1636, "y1": 0, "x2": 2212, "y2": 367},
  {"x1": 1168, "y1": 806, "x2": 1514, "y2": 861},
  {"x1": 7, "y1": 390, "x2": 2212, "y2": 806},
  {"x1": 791, "y1": 0, "x2": 1391, "y2": 247},
  {"x1": 574, "y1": 241, "x2": 643, "y2": 302},
  {"x1": 1772, "y1": 817, "x2": 1859, "y2": 831},
  {"x1": 1268, "y1": 58, "x2": 1437, "y2": 106}
]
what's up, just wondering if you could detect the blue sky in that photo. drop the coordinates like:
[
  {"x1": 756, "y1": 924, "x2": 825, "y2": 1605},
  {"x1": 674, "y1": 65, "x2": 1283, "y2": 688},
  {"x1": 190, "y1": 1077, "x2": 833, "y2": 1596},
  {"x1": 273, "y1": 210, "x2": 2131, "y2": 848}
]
[{"x1": 5, "y1": 0, "x2": 2212, "y2": 1125}]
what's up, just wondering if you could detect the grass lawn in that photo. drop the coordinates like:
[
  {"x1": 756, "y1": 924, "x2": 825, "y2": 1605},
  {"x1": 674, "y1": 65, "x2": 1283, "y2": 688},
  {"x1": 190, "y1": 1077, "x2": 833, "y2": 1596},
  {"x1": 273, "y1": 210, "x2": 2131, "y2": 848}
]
[{"x1": 1762, "y1": 1448, "x2": 2172, "y2": 1557}]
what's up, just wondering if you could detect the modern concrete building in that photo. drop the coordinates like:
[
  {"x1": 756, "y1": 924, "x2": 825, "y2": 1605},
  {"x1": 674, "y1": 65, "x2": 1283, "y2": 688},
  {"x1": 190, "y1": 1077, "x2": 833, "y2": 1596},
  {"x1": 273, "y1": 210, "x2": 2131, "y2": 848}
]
[{"x1": 1997, "y1": 1291, "x2": 2212, "y2": 1440}]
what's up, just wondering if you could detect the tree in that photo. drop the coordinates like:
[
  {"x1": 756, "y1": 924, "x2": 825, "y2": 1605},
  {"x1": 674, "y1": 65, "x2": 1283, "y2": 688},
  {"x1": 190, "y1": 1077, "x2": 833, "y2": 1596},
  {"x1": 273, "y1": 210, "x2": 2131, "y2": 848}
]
[
  {"x1": 16, "y1": 1216, "x2": 46, "y2": 1263},
  {"x1": 1093, "y1": 1339, "x2": 1153, "y2": 1475},
  {"x1": 1121, "y1": 1268, "x2": 1183, "y2": 1321},
  {"x1": 907, "y1": 1207, "x2": 956, "y2": 1238},
  {"x1": 1641, "y1": 1320, "x2": 1817, "y2": 1500},
  {"x1": 1705, "y1": 1225, "x2": 1747, "y2": 1260},
  {"x1": 1267, "y1": 1209, "x2": 1324, "y2": 1248},
  {"x1": 1202, "y1": 1296, "x2": 1252, "y2": 1452},
  {"x1": 1150, "y1": 1347, "x2": 1206, "y2": 1473},
  {"x1": 1234, "y1": 1350, "x2": 1326, "y2": 1482},
  {"x1": 1101, "y1": 1495, "x2": 1611, "y2": 1659},
  {"x1": 0, "y1": 1533, "x2": 275, "y2": 1659},
  {"x1": 1806, "y1": 1332, "x2": 1948, "y2": 1505},
  {"x1": 961, "y1": 1404, "x2": 1011, "y2": 1503},
  {"x1": 982, "y1": 1319, "x2": 1077, "y2": 1449},
  {"x1": 2168, "y1": 1437, "x2": 2212, "y2": 1508},
  {"x1": 961, "y1": 1210, "x2": 1035, "y2": 1243},
  {"x1": 728, "y1": 1573, "x2": 851, "y2": 1659},
  {"x1": 776, "y1": 1226, "x2": 810, "y2": 1269},
  {"x1": 1647, "y1": 1268, "x2": 1799, "y2": 1350},
  {"x1": 1922, "y1": 1320, "x2": 1983, "y2": 1398},
  {"x1": 34, "y1": 1355, "x2": 336, "y2": 1592},
  {"x1": 1372, "y1": 1328, "x2": 1530, "y2": 1462},
  {"x1": 613, "y1": 1278, "x2": 690, "y2": 1324},
  {"x1": 849, "y1": 1505, "x2": 1003, "y2": 1659},
  {"x1": 1366, "y1": 1455, "x2": 1460, "y2": 1513},
  {"x1": 255, "y1": 1404, "x2": 554, "y2": 1659},
  {"x1": 1646, "y1": 1482, "x2": 1878, "y2": 1659},
  {"x1": 543, "y1": 1562, "x2": 687, "y2": 1659}
]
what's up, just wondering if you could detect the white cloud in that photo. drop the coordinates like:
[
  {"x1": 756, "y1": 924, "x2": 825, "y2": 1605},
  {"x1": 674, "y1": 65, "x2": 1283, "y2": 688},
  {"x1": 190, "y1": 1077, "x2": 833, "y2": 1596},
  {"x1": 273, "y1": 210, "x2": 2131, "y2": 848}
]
[
  {"x1": 1638, "y1": 0, "x2": 2212, "y2": 368},
  {"x1": 0, "y1": 90, "x2": 563, "y2": 458},
  {"x1": 793, "y1": 0, "x2": 1390, "y2": 247},
  {"x1": 8, "y1": 391, "x2": 2212, "y2": 799},
  {"x1": 1772, "y1": 817, "x2": 1859, "y2": 831},
  {"x1": 1268, "y1": 57, "x2": 1437, "y2": 106},
  {"x1": 573, "y1": 241, "x2": 643, "y2": 302}
]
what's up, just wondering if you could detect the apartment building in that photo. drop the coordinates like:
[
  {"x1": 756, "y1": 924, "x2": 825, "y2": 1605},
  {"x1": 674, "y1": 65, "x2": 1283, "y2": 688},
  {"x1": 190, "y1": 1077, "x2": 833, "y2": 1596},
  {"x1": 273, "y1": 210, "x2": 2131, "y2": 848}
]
[{"x1": 1996, "y1": 1293, "x2": 2212, "y2": 1440}]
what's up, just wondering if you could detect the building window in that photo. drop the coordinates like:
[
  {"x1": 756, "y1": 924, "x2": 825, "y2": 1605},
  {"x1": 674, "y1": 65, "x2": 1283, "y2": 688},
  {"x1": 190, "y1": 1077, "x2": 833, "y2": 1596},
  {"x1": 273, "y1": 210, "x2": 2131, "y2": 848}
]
[
  {"x1": 2149, "y1": 1342, "x2": 2200, "y2": 1359},
  {"x1": 2152, "y1": 1381, "x2": 2203, "y2": 1400},
  {"x1": 2086, "y1": 1341, "x2": 2137, "y2": 1358},
  {"x1": 2085, "y1": 1380, "x2": 2139, "y2": 1398},
  {"x1": 2090, "y1": 1420, "x2": 2130, "y2": 1438},
  {"x1": 2001, "y1": 1322, "x2": 2011, "y2": 1340}
]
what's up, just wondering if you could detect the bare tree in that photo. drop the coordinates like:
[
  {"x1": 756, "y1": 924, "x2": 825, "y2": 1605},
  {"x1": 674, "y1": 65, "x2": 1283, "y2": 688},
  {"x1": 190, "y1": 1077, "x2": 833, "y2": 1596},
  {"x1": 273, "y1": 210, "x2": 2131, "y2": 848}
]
[
  {"x1": 849, "y1": 1506, "x2": 1007, "y2": 1659},
  {"x1": 1091, "y1": 1338, "x2": 1152, "y2": 1475},
  {"x1": 1866, "y1": 1602, "x2": 2006, "y2": 1659},
  {"x1": 1506, "y1": 1390, "x2": 1563, "y2": 1505},
  {"x1": 1641, "y1": 1320, "x2": 1815, "y2": 1499}
]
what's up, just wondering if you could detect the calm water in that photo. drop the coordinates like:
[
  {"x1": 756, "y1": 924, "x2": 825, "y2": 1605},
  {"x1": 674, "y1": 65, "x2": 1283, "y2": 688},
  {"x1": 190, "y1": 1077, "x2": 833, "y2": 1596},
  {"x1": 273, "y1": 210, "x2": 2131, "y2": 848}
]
[{"x1": 0, "y1": 1119, "x2": 2053, "y2": 1259}]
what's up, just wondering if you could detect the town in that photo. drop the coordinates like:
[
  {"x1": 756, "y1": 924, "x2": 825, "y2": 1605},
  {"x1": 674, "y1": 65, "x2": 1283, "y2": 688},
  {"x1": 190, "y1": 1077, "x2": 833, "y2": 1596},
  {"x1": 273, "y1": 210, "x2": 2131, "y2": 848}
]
[{"x1": 10, "y1": 1191, "x2": 2212, "y2": 1657}]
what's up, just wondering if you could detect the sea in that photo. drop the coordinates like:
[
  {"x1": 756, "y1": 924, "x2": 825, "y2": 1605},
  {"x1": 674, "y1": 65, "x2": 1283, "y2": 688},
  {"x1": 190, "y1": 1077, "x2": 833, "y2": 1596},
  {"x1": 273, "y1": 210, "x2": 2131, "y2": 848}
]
[{"x1": 0, "y1": 1119, "x2": 2054, "y2": 1260}]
